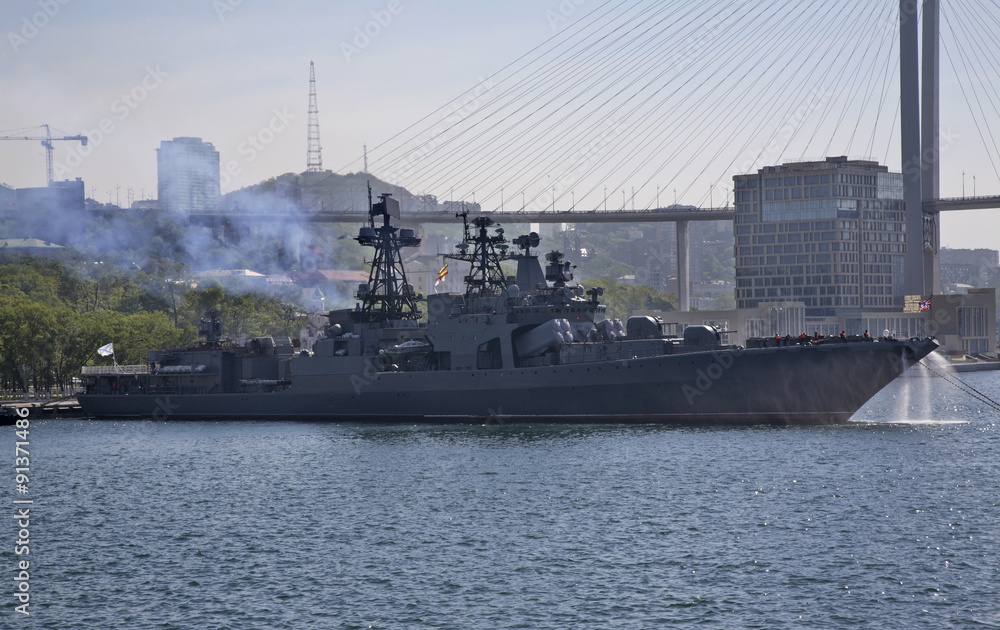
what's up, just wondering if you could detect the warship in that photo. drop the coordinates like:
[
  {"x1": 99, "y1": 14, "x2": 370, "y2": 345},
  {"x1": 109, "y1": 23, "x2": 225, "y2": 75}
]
[{"x1": 78, "y1": 191, "x2": 938, "y2": 424}]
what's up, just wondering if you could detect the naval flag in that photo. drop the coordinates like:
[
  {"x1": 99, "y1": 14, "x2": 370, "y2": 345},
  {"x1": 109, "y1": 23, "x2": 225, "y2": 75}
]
[
  {"x1": 435, "y1": 263, "x2": 449, "y2": 286},
  {"x1": 98, "y1": 343, "x2": 115, "y2": 357}
]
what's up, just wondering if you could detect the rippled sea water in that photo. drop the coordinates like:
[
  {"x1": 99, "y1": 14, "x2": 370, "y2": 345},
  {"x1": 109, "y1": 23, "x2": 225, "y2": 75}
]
[{"x1": 16, "y1": 370, "x2": 1000, "y2": 628}]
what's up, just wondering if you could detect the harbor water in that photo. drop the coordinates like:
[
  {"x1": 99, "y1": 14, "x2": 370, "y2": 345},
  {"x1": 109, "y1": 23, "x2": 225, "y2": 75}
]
[{"x1": 16, "y1": 369, "x2": 1000, "y2": 628}]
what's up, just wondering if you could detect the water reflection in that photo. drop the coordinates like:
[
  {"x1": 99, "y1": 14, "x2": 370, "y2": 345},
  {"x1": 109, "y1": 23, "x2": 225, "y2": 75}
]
[{"x1": 853, "y1": 364, "x2": 999, "y2": 424}]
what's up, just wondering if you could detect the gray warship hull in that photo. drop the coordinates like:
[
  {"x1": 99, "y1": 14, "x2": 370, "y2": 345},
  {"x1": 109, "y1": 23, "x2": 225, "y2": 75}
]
[
  {"x1": 78, "y1": 338, "x2": 937, "y2": 424},
  {"x1": 79, "y1": 205, "x2": 940, "y2": 425}
]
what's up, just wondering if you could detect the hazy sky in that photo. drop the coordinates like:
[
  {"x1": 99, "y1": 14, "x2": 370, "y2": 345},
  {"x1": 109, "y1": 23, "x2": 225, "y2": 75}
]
[
  {"x1": 1, "y1": 0, "x2": 998, "y2": 250},
  {"x1": 1, "y1": 0, "x2": 543, "y2": 194}
]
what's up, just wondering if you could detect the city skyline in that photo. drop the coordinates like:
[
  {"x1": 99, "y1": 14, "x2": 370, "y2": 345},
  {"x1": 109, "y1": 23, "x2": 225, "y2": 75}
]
[{"x1": 1, "y1": 0, "x2": 998, "y2": 250}]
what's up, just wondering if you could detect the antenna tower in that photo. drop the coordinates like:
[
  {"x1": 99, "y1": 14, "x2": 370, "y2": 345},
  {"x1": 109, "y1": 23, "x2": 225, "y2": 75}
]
[
  {"x1": 306, "y1": 61, "x2": 323, "y2": 171},
  {"x1": 354, "y1": 185, "x2": 423, "y2": 322}
]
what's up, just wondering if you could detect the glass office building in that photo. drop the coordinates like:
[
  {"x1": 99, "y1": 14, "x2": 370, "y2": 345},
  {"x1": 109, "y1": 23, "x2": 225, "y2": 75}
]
[{"x1": 733, "y1": 156, "x2": 905, "y2": 314}]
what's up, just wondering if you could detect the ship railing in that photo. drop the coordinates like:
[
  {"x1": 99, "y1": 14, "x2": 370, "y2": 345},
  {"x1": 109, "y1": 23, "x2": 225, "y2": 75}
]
[
  {"x1": 81, "y1": 365, "x2": 151, "y2": 375},
  {"x1": 147, "y1": 386, "x2": 179, "y2": 394}
]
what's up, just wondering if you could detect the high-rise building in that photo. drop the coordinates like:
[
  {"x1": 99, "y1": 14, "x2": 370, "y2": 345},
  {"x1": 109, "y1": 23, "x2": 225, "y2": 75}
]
[
  {"x1": 733, "y1": 156, "x2": 905, "y2": 314},
  {"x1": 157, "y1": 137, "x2": 220, "y2": 213},
  {"x1": 12, "y1": 178, "x2": 86, "y2": 245}
]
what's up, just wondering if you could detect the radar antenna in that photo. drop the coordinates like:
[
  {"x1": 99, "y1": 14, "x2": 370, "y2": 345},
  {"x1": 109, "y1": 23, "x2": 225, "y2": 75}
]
[
  {"x1": 445, "y1": 210, "x2": 510, "y2": 298},
  {"x1": 353, "y1": 184, "x2": 422, "y2": 321}
]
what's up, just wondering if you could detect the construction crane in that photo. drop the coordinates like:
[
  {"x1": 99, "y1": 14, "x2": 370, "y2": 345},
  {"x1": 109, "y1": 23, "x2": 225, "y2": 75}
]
[{"x1": 0, "y1": 124, "x2": 88, "y2": 185}]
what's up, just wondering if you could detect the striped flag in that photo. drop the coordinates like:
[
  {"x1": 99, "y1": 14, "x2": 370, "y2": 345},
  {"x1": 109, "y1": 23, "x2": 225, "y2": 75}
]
[{"x1": 435, "y1": 263, "x2": 448, "y2": 286}]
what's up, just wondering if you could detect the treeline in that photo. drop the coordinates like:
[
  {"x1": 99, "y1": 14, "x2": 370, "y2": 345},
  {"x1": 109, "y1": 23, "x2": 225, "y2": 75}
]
[
  {"x1": 562, "y1": 221, "x2": 735, "y2": 284},
  {"x1": 0, "y1": 256, "x2": 306, "y2": 397},
  {"x1": 586, "y1": 277, "x2": 678, "y2": 320}
]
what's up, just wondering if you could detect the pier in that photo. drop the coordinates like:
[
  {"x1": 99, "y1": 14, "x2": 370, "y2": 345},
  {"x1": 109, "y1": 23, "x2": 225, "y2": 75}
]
[{"x1": 2, "y1": 398, "x2": 84, "y2": 419}]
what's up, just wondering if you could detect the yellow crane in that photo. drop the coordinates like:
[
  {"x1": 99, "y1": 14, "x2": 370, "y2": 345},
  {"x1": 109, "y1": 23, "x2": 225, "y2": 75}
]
[{"x1": 0, "y1": 124, "x2": 88, "y2": 184}]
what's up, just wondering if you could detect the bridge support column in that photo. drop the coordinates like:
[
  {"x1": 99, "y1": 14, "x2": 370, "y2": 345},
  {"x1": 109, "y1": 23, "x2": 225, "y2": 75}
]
[
  {"x1": 676, "y1": 220, "x2": 690, "y2": 312},
  {"x1": 922, "y1": 0, "x2": 941, "y2": 294},
  {"x1": 901, "y1": 0, "x2": 924, "y2": 297}
]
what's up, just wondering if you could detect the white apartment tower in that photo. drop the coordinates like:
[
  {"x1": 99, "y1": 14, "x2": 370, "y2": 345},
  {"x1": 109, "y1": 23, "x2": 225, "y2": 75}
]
[{"x1": 157, "y1": 137, "x2": 220, "y2": 213}]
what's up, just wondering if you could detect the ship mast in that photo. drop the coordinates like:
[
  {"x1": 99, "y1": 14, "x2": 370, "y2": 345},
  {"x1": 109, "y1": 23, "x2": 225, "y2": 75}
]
[
  {"x1": 354, "y1": 186, "x2": 422, "y2": 322},
  {"x1": 446, "y1": 210, "x2": 510, "y2": 299}
]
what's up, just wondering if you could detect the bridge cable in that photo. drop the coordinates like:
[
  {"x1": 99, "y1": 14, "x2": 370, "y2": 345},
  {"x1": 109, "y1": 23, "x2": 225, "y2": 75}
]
[
  {"x1": 941, "y1": 8, "x2": 1000, "y2": 183},
  {"x1": 947, "y1": 0, "x2": 1000, "y2": 183},
  {"x1": 335, "y1": 0, "x2": 639, "y2": 174},
  {"x1": 918, "y1": 361, "x2": 1000, "y2": 413}
]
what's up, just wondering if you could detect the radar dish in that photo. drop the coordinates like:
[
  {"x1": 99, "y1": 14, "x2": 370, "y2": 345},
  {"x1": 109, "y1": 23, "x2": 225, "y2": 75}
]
[{"x1": 528, "y1": 232, "x2": 540, "y2": 248}]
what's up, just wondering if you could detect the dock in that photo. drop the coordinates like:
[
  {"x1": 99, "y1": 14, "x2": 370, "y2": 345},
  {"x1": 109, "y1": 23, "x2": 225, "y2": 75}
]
[{"x1": 1, "y1": 398, "x2": 84, "y2": 419}]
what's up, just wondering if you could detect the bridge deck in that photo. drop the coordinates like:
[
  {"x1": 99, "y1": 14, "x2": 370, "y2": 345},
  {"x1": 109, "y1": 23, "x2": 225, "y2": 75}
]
[
  {"x1": 179, "y1": 197, "x2": 1000, "y2": 224},
  {"x1": 187, "y1": 207, "x2": 736, "y2": 224},
  {"x1": 924, "y1": 195, "x2": 1000, "y2": 212}
]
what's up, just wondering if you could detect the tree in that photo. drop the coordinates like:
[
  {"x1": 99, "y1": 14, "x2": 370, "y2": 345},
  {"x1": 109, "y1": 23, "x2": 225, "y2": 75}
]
[
  {"x1": 0, "y1": 253, "x2": 310, "y2": 396},
  {"x1": 710, "y1": 293, "x2": 736, "y2": 310},
  {"x1": 79, "y1": 311, "x2": 194, "y2": 367},
  {"x1": 179, "y1": 285, "x2": 306, "y2": 339},
  {"x1": 0, "y1": 297, "x2": 61, "y2": 396},
  {"x1": 585, "y1": 277, "x2": 678, "y2": 320},
  {"x1": 576, "y1": 253, "x2": 633, "y2": 282}
]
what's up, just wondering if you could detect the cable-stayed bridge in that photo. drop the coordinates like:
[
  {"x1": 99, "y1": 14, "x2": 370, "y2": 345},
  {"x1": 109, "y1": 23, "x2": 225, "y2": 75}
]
[{"x1": 195, "y1": 0, "x2": 999, "y2": 308}]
